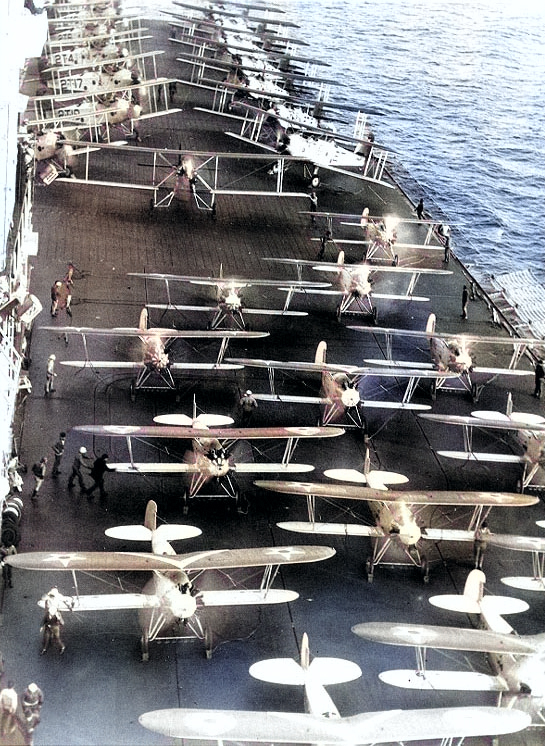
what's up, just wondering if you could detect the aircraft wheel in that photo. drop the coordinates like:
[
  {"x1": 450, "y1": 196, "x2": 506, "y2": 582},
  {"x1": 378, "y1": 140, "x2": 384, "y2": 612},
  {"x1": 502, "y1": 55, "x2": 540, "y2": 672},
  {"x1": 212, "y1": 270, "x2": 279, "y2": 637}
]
[
  {"x1": 516, "y1": 479, "x2": 523, "y2": 494},
  {"x1": 335, "y1": 305, "x2": 342, "y2": 322},
  {"x1": 372, "y1": 307, "x2": 378, "y2": 325},
  {"x1": 129, "y1": 383, "x2": 136, "y2": 403},
  {"x1": 420, "y1": 557, "x2": 429, "y2": 583},
  {"x1": 175, "y1": 391, "x2": 181, "y2": 404},
  {"x1": 141, "y1": 633, "x2": 149, "y2": 662},
  {"x1": 237, "y1": 492, "x2": 249, "y2": 515},
  {"x1": 430, "y1": 380, "x2": 437, "y2": 401},
  {"x1": 393, "y1": 255, "x2": 399, "y2": 267},
  {"x1": 366, "y1": 558, "x2": 374, "y2": 583},
  {"x1": 181, "y1": 490, "x2": 189, "y2": 515},
  {"x1": 471, "y1": 383, "x2": 479, "y2": 403},
  {"x1": 1, "y1": 523, "x2": 19, "y2": 547}
]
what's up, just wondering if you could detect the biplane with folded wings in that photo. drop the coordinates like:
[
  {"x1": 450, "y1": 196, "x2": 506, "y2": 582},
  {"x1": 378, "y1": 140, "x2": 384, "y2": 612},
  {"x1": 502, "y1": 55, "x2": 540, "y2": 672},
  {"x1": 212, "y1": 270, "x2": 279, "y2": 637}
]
[
  {"x1": 419, "y1": 397, "x2": 545, "y2": 491},
  {"x1": 350, "y1": 312, "x2": 537, "y2": 401},
  {"x1": 254, "y1": 476, "x2": 536, "y2": 582},
  {"x1": 6, "y1": 502, "x2": 334, "y2": 660},
  {"x1": 352, "y1": 568, "x2": 545, "y2": 724},
  {"x1": 127, "y1": 269, "x2": 331, "y2": 330},
  {"x1": 72, "y1": 421, "x2": 344, "y2": 513},
  {"x1": 40, "y1": 308, "x2": 268, "y2": 400},
  {"x1": 138, "y1": 630, "x2": 531, "y2": 743},
  {"x1": 227, "y1": 340, "x2": 457, "y2": 430}
]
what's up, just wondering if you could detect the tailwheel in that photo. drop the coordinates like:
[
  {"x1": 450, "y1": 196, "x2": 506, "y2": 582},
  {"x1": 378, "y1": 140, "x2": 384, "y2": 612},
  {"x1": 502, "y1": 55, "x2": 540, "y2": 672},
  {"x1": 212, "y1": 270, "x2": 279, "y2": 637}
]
[
  {"x1": 141, "y1": 632, "x2": 149, "y2": 662},
  {"x1": 420, "y1": 556, "x2": 429, "y2": 583},
  {"x1": 204, "y1": 626, "x2": 213, "y2": 660},
  {"x1": 471, "y1": 382, "x2": 479, "y2": 403},
  {"x1": 430, "y1": 379, "x2": 437, "y2": 401},
  {"x1": 366, "y1": 557, "x2": 374, "y2": 583}
]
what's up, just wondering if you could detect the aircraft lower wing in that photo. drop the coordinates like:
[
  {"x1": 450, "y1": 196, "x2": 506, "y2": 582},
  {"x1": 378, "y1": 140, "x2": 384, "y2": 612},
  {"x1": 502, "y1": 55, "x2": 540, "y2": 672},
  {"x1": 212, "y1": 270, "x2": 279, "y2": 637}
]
[
  {"x1": 139, "y1": 706, "x2": 530, "y2": 743},
  {"x1": 146, "y1": 303, "x2": 308, "y2": 317},
  {"x1": 278, "y1": 521, "x2": 384, "y2": 537},
  {"x1": 200, "y1": 589, "x2": 299, "y2": 606},
  {"x1": 351, "y1": 621, "x2": 539, "y2": 655},
  {"x1": 437, "y1": 450, "x2": 525, "y2": 464},
  {"x1": 252, "y1": 392, "x2": 431, "y2": 411},
  {"x1": 379, "y1": 669, "x2": 509, "y2": 692},
  {"x1": 41, "y1": 326, "x2": 268, "y2": 340},
  {"x1": 7, "y1": 547, "x2": 335, "y2": 572},
  {"x1": 109, "y1": 462, "x2": 315, "y2": 474},
  {"x1": 39, "y1": 593, "x2": 161, "y2": 612},
  {"x1": 61, "y1": 361, "x2": 244, "y2": 371},
  {"x1": 254, "y1": 481, "x2": 538, "y2": 507}
]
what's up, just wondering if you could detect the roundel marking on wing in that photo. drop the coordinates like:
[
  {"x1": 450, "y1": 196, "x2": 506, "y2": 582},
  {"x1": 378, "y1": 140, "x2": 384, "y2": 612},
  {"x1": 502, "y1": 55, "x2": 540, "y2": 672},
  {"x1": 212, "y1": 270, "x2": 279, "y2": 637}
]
[
  {"x1": 103, "y1": 425, "x2": 141, "y2": 434},
  {"x1": 265, "y1": 546, "x2": 306, "y2": 560},
  {"x1": 185, "y1": 712, "x2": 237, "y2": 736},
  {"x1": 285, "y1": 427, "x2": 321, "y2": 436},
  {"x1": 392, "y1": 625, "x2": 436, "y2": 644}
]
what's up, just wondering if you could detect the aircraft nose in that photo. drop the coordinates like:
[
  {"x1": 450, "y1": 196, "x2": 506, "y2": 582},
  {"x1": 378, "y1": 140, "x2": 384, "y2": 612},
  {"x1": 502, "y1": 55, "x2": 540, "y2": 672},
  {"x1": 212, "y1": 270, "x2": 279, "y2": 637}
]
[{"x1": 341, "y1": 388, "x2": 360, "y2": 408}]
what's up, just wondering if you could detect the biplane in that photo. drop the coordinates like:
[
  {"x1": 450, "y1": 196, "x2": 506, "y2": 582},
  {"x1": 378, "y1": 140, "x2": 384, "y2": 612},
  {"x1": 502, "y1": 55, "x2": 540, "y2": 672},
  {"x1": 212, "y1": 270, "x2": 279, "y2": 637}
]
[
  {"x1": 72, "y1": 421, "x2": 345, "y2": 513},
  {"x1": 41, "y1": 307, "x2": 268, "y2": 400},
  {"x1": 350, "y1": 312, "x2": 536, "y2": 401},
  {"x1": 139, "y1": 631, "x2": 530, "y2": 743}
]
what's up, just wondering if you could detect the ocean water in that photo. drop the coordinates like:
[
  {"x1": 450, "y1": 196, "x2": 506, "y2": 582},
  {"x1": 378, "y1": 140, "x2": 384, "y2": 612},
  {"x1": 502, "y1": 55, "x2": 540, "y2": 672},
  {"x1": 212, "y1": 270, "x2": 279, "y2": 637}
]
[
  {"x1": 288, "y1": 0, "x2": 545, "y2": 284},
  {"x1": 144, "y1": 0, "x2": 545, "y2": 283}
]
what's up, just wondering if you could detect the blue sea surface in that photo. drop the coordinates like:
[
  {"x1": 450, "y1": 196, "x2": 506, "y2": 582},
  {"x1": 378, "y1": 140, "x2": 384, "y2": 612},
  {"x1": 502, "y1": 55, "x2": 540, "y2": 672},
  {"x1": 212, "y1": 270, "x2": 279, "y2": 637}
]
[
  {"x1": 289, "y1": 0, "x2": 545, "y2": 283},
  {"x1": 150, "y1": 0, "x2": 545, "y2": 283}
]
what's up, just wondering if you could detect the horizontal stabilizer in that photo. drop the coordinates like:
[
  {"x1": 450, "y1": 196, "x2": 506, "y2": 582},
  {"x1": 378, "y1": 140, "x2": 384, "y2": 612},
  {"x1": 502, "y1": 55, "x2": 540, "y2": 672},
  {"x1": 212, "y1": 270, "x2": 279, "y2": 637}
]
[
  {"x1": 437, "y1": 450, "x2": 524, "y2": 464},
  {"x1": 278, "y1": 521, "x2": 383, "y2": 538},
  {"x1": 153, "y1": 413, "x2": 234, "y2": 427},
  {"x1": 379, "y1": 669, "x2": 508, "y2": 692},
  {"x1": 139, "y1": 706, "x2": 530, "y2": 742},
  {"x1": 200, "y1": 589, "x2": 298, "y2": 607},
  {"x1": 234, "y1": 463, "x2": 315, "y2": 474},
  {"x1": 429, "y1": 595, "x2": 481, "y2": 615},
  {"x1": 501, "y1": 577, "x2": 545, "y2": 592},
  {"x1": 249, "y1": 657, "x2": 361, "y2": 687},
  {"x1": 474, "y1": 366, "x2": 533, "y2": 377},
  {"x1": 105, "y1": 524, "x2": 201, "y2": 542}
]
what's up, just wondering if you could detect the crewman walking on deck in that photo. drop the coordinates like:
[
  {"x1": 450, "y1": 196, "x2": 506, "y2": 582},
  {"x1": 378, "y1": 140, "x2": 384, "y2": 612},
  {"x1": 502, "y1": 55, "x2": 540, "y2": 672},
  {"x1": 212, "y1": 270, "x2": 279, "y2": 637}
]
[
  {"x1": 309, "y1": 190, "x2": 318, "y2": 225},
  {"x1": 317, "y1": 229, "x2": 332, "y2": 260},
  {"x1": 44, "y1": 353, "x2": 57, "y2": 396},
  {"x1": 31, "y1": 457, "x2": 47, "y2": 498},
  {"x1": 22, "y1": 683, "x2": 44, "y2": 734},
  {"x1": 240, "y1": 390, "x2": 258, "y2": 426},
  {"x1": 461, "y1": 285, "x2": 469, "y2": 320},
  {"x1": 51, "y1": 431, "x2": 66, "y2": 477},
  {"x1": 534, "y1": 359, "x2": 545, "y2": 398},
  {"x1": 0, "y1": 681, "x2": 18, "y2": 736},
  {"x1": 85, "y1": 453, "x2": 111, "y2": 499},
  {"x1": 68, "y1": 446, "x2": 92, "y2": 491},
  {"x1": 473, "y1": 521, "x2": 490, "y2": 569}
]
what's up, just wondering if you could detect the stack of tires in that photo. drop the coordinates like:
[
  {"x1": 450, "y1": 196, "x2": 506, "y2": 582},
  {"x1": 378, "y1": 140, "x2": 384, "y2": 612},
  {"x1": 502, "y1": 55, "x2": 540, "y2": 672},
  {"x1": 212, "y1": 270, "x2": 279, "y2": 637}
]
[{"x1": 1, "y1": 496, "x2": 23, "y2": 546}]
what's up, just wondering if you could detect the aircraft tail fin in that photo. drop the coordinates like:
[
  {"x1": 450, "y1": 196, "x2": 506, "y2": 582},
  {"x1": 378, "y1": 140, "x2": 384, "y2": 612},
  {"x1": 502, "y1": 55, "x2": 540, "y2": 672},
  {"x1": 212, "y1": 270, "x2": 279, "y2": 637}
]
[
  {"x1": 139, "y1": 307, "x2": 149, "y2": 331},
  {"x1": 144, "y1": 499, "x2": 158, "y2": 532},
  {"x1": 425, "y1": 313, "x2": 436, "y2": 335},
  {"x1": 315, "y1": 340, "x2": 327, "y2": 365}
]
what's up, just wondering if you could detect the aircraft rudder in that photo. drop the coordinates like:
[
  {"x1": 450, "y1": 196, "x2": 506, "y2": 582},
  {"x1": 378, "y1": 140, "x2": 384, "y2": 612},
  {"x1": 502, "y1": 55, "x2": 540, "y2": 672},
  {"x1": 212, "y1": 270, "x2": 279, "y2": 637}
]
[
  {"x1": 315, "y1": 341, "x2": 327, "y2": 364},
  {"x1": 144, "y1": 500, "x2": 158, "y2": 532}
]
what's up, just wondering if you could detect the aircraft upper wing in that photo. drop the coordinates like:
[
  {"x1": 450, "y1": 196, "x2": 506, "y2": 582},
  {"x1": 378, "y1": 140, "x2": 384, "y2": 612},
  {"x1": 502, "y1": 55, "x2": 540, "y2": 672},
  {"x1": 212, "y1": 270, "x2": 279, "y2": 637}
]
[
  {"x1": 39, "y1": 325, "x2": 269, "y2": 340},
  {"x1": 420, "y1": 413, "x2": 545, "y2": 432},
  {"x1": 348, "y1": 324, "x2": 544, "y2": 348},
  {"x1": 61, "y1": 361, "x2": 244, "y2": 371},
  {"x1": 7, "y1": 546, "x2": 335, "y2": 572},
  {"x1": 127, "y1": 272, "x2": 330, "y2": 288},
  {"x1": 226, "y1": 358, "x2": 460, "y2": 380},
  {"x1": 351, "y1": 622, "x2": 539, "y2": 655},
  {"x1": 72, "y1": 425, "x2": 345, "y2": 440},
  {"x1": 138, "y1": 706, "x2": 530, "y2": 743},
  {"x1": 254, "y1": 481, "x2": 538, "y2": 507}
]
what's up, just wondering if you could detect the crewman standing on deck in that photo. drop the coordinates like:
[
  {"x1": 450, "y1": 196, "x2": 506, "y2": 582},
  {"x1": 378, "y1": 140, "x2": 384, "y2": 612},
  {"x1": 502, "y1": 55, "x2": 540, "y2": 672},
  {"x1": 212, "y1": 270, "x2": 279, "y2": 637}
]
[
  {"x1": 415, "y1": 198, "x2": 424, "y2": 220},
  {"x1": 534, "y1": 359, "x2": 545, "y2": 398},
  {"x1": 461, "y1": 285, "x2": 469, "y2": 320}
]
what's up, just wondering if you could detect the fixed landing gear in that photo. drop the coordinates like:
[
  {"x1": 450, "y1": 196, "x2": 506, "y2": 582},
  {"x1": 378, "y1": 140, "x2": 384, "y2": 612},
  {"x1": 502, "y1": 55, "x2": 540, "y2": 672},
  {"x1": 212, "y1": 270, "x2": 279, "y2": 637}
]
[
  {"x1": 141, "y1": 631, "x2": 150, "y2": 662},
  {"x1": 366, "y1": 557, "x2": 374, "y2": 583},
  {"x1": 130, "y1": 383, "x2": 136, "y2": 403},
  {"x1": 392, "y1": 255, "x2": 399, "y2": 266},
  {"x1": 430, "y1": 379, "x2": 437, "y2": 401},
  {"x1": 204, "y1": 626, "x2": 213, "y2": 660},
  {"x1": 181, "y1": 489, "x2": 189, "y2": 516},
  {"x1": 471, "y1": 382, "x2": 480, "y2": 403},
  {"x1": 420, "y1": 556, "x2": 429, "y2": 583}
]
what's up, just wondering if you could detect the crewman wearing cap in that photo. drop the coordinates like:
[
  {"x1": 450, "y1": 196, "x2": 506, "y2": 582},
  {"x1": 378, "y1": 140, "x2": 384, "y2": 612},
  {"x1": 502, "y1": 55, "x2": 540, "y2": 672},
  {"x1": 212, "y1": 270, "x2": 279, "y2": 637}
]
[
  {"x1": 22, "y1": 682, "x2": 44, "y2": 733},
  {"x1": 239, "y1": 389, "x2": 258, "y2": 426},
  {"x1": 68, "y1": 446, "x2": 92, "y2": 491}
]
